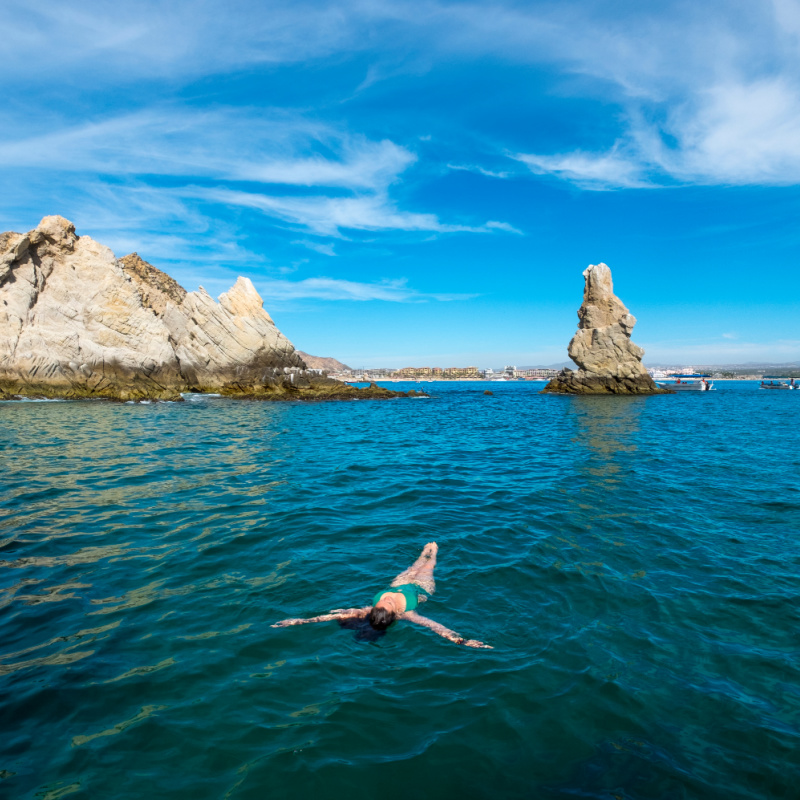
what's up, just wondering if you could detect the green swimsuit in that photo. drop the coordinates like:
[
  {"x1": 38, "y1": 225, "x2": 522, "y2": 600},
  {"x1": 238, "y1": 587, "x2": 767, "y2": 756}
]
[{"x1": 372, "y1": 583, "x2": 425, "y2": 612}]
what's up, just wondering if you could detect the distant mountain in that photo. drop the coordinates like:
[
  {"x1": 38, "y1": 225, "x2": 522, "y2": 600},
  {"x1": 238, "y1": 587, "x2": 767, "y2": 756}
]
[
  {"x1": 697, "y1": 362, "x2": 800, "y2": 370},
  {"x1": 296, "y1": 352, "x2": 352, "y2": 372},
  {"x1": 644, "y1": 362, "x2": 800, "y2": 371}
]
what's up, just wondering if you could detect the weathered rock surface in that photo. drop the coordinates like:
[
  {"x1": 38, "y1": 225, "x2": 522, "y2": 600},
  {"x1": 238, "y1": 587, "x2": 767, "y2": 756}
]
[
  {"x1": 543, "y1": 263, "x2": 669, "y2": 395},
  {"x1": 223, "y1": 379, "x2": 426, "y2": 403},
  {"x1": 0, "y1": 216, "x2": 414, "y2": 402}
]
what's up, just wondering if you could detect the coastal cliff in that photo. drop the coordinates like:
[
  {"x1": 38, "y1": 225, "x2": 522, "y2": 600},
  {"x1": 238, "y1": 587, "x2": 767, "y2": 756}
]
[
  {"x1": 0, "y1": 216, "x2": 413, "y2": 402},
  {"x1": 543, "y1": 263, "x2": 668, "y2": 395}
]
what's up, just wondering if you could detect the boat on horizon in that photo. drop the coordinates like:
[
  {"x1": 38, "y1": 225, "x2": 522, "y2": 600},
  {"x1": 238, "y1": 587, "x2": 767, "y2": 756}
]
[
  {"x1": 484, "y1": 366, "x2": 516, "y2": 381},
  {"x1": 657, "y1": 373, "x2": 715, "y2": 391},
  {"x1": 759, "y1": 377, "x2": 797, "y2": 390}
]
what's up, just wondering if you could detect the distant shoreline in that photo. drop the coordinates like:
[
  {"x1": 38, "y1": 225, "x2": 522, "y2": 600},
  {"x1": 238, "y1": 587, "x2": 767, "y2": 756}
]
[
  {"x1": 343, "y1": 377, "x2": 777, "y2": 383},
  {"x1": 344, "y1": 377, "x2": 548, "y2": 383}
]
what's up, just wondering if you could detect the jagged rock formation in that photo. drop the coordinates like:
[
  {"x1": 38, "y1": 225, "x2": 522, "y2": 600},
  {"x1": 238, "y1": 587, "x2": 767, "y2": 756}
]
[
  {"x1": 543, "y1": 263, "x2": 668, "y2": 395},
  {"x1": 0, "y1": 216, "x2": 414, "y2": 402},
  {"x1": 295, "y1": 352, "x2": 352, "y2": 372}
]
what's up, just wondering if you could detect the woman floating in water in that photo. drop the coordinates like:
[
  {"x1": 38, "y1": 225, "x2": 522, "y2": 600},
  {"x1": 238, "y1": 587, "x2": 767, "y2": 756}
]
[{"x1": 272, "y1": 542, "x2": 492, "y2": 648}]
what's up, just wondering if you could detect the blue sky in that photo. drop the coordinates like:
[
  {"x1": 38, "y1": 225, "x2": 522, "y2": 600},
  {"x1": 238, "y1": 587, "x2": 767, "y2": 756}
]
[{"x1": 2, "y1": 0, "x2": 799, "y2": 367}]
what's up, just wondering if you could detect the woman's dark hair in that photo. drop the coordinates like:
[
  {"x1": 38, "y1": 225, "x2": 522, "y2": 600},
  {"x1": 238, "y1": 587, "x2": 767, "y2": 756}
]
[
  {"x1": 368, "y1": 605, "x2": 396, "y2": 631},
  {"x1": 338, "y1": 616, "x2": 385, "y2": 642}
]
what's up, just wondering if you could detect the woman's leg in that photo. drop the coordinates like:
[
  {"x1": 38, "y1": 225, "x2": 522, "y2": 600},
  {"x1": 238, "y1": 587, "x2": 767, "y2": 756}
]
[{"x1": 390, "y1": 542, "x2": 437, "y2": 595}]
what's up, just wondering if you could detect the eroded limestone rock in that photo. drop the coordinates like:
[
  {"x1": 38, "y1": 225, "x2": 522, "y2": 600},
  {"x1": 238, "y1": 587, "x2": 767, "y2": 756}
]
[
  {"x1": 543, "y1": 263, "x2": 668, "y2": 395},
  {"x1": 0, "y1": 216, "x2": 414, "y2": 402}
]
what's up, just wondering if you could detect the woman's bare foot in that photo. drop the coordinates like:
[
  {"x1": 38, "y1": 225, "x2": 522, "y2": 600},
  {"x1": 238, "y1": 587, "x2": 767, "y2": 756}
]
[{"x1": 422, "y1": 542, "x2": 438, "y2": 558}]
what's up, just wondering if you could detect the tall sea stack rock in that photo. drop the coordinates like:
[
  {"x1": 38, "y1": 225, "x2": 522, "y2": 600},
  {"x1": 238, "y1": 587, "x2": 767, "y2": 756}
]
[
  {"x1": 543, "y1": 263, "x2": 667, "y2": 395},
  {"x1": 0, "y1": 216, "x2": 410, "y2": 402}
]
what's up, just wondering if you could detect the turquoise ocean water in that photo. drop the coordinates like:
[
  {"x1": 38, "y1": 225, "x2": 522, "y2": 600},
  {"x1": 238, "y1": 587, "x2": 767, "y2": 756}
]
[{"x1": 2, "y1": 381, "x2": 799, "y2": 799}]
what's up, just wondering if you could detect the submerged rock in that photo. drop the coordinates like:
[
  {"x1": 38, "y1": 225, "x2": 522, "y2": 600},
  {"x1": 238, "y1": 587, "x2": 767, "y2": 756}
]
[
  {"x1": 0, "y1": 216, "x2": 415, "y2": 402},
  {"x1": 543, "y1": 263, "x2": 669, "y2": 395}
]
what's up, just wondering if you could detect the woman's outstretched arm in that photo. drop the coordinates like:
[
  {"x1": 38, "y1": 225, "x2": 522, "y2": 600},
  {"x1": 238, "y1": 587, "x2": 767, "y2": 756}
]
[
  {"x1": 402, "y1": 611, "x2": 492, "y2": 648},
  {"x1": 271, "y1": 607, "x2": 370, "y2": 628}
]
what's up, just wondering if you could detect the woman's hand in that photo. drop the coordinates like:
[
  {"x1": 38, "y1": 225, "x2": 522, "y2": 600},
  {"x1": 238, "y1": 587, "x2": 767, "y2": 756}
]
[{"x1": 461, "y1": 638, "x2": 493, "y2": 649}]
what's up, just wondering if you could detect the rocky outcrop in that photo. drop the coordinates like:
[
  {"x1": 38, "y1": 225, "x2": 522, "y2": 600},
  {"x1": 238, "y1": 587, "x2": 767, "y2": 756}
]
[
  {"x1": 119, "y1": 253, "x2": 187, "y2": 314},
  {"x1": 222, "y1": 379, "x2": 426, "y2": 402},
  {"x1": 543, "y1": 263, "x2": 668, "y2": 395},
  {"x1": 0, "y1": 216, "x2": 413, "y2": 402}
]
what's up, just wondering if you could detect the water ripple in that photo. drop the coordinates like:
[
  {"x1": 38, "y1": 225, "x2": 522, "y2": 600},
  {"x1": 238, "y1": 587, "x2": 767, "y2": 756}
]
[{"x1": 1, "y1": 382, "x2": 799, "y2": 799}]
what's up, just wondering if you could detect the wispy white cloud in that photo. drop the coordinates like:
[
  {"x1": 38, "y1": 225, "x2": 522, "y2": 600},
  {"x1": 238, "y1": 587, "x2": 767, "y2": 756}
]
[
  {"x1": 292, "y1": 239, "x2": 337, "y2": 256},
  {"x1": 257, "y1": 276, "x2": 477, "y2": 302},
  {"x1": 519, "y1": 75, "x2": 800, "y2": 189},
  {"x1": 247, "y1": 140, "x2": 415, "y2": 189},
  {"x1": 505, "y1": 1, "x2": 800, "y2": 189},
  {"x1": 655, "y1": 79, "x2": 800, "y2": 184},
  {"x1": 447, "y1": 163, "x2": 511, "y2": 179},
  {"x1": 515, "y1": 150, "x2": 650, "y2": 190},
  {"x1": 0, "y1": 107, "x2": 517, "y2": 243},
  {"x1": 433, "y1": 1, "x2": 800, "y2": 189},
  {"x1": 7, "y1": 1, "x2": 800, "y2": 192},
  {"x1": 192, "y1": 187, "x2": 510, "y2": 236},
  {"x1": 0, "y1": 110, "x2": 412, "y2": 191},
  {"x1": 0, "y1": 0, "x2": 360, "y2": 82},
  {"x1": 485, "y1": 221, "x2": 523, "y2": 234},
  {"x1": 0, "y1": 179, "x2": 235, "y2": 263}
]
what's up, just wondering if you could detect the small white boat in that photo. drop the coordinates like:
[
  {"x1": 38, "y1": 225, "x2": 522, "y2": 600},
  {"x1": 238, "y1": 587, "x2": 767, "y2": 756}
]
[
  {"x1": 759, "y1": 378, "x2": 797, "y2": 390},
  {"x1": 657, "y1": 374, "x2": 715, "y2": 391}
]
